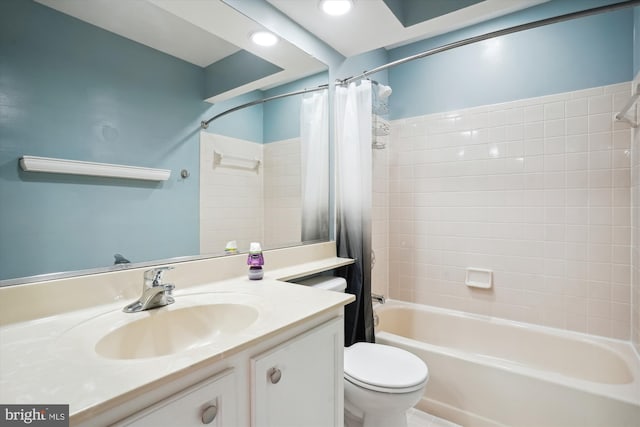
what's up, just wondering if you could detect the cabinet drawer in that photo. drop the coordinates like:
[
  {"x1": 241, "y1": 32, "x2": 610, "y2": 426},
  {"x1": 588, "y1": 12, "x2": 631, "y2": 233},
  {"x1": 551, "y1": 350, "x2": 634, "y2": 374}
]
[{"x1": 112, "y1": 369, "x2": 237, "y2": 427}]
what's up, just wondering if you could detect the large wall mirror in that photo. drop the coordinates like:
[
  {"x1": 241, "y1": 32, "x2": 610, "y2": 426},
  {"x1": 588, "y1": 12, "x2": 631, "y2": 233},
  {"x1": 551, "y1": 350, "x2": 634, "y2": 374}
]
[
  {"x1": 0, "y1": 0, "x2": 329, "y2": 284},
  {"x1": 200, "y1": 74, "x2": 329, "y2": 256}
]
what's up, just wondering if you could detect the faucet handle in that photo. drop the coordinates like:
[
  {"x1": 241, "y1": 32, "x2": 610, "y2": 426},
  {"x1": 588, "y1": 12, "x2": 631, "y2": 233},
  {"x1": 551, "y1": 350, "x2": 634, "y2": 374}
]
[
  {"x1": 163, "y1": 283, "x2": 175, "y2": 296},
  {"x1": 144, "y1": 266, "x2": 174, "y2": 287}
]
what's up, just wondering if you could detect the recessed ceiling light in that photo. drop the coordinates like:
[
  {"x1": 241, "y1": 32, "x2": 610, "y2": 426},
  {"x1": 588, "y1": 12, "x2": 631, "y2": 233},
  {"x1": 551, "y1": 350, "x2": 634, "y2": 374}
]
[
  {"x1": 250, "y1": 31, "x2": 278, "y2": 47},
  {"x1": 320, "y1": 0, "x2": 353, "y2": 16}
]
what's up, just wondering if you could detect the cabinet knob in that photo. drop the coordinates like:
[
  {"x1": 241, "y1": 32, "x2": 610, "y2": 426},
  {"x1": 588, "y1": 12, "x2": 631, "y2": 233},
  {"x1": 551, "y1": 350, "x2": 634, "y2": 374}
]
[
  {"x1": 268, "y1": 367, "x2": 282, "y2": 384},
  {"x1": 201, "y1": 404, "x2": 218, "y2": 424}
]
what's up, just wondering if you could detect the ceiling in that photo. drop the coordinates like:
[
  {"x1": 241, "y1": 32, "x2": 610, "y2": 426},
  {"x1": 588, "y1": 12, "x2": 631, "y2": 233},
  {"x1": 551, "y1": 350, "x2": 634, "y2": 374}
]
[
  {"x1": 266, "y1": 0, "x2": 549, "y2": 58},
  {"x1": 35, "y1": 0, "x2": 238, "y2": 67},
  {"x1": 34, "y1": 0, "x2": 549, "y2": 100},
  {"x1": 34, "y1": 0, "x2": 327, "y2": 101}
]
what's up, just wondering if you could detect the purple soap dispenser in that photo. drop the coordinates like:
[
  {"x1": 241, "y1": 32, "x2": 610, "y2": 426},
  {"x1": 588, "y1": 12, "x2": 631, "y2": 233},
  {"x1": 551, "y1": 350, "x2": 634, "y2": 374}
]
[{"x1": 247, "y1": 242, "x2": 264, "y2": 280}]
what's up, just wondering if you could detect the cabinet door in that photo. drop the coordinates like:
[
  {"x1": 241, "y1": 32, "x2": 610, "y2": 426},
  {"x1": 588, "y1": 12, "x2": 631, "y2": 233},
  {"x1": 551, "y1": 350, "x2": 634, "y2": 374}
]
[
  {"x1": 251, "y1": 317, "x2": 343, "y2": 427},
  {"x1": 112, "y1": 369, "x2": 237, "y2": 427}
]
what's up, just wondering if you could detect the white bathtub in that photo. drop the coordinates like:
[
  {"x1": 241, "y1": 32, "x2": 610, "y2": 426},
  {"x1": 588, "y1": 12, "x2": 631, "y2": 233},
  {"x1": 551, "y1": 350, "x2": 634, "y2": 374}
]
[{"x1": 374, "y1": 300, "x2": 640, "y2": 427}]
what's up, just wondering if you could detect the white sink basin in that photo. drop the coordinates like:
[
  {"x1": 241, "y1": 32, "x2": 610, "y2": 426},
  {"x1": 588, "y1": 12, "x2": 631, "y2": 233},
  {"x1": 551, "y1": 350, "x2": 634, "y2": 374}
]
[
  {"x1": 54, "y1": 292, "x2": 262, "y2": 360},
  {"x1": 96, "y1": 303, "x2": 259, "y2": 359}
]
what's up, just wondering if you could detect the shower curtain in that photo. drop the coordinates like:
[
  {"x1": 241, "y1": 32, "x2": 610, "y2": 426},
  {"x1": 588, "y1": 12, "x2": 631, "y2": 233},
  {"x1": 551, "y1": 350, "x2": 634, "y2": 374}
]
[
  {"x1": 300, "y1": 89, "x2": 329, "y2": 242},
  {"x1": 335, "y1": 80, "x2": 374, "y2": 346}
]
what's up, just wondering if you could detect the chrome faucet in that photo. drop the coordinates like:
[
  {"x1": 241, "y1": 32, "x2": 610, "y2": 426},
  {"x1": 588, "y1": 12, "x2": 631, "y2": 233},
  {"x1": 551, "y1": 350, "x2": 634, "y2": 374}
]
[
  {"x1": 371, "y1": 293, "x2": 386, "y2": 304},
  {"x1": 123, "y1": 266, "x2": 175, "y2": 313}
]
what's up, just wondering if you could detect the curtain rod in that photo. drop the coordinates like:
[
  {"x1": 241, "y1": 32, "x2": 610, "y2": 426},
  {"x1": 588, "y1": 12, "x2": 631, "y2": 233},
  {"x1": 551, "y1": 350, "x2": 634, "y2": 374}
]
[
  {"x1": 201, "y1": 84, "x2": 328, "y2": 129},
  {"x1": 338, "y1": 0, "x2": 640, "y2": 85}
]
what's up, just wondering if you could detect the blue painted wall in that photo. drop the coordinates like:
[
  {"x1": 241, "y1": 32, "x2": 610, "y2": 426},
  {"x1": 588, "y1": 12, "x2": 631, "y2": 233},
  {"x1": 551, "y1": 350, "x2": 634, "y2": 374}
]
[
  {"x1": 4, "y1": 0, "x2": 635, "y2": 281},
  {"x1": 635, "y1": 6, "x2": 640, "y2": 76},
  {"x1": 387, "y1": 0, "x2": 635, "y2": 119},
  {"x1": 203, "y1": 71, "x2": 329, "y2": 144},
  {"x1": 204, "y1": 50, "x2": 282, "y2": 100},
  {"x1": 263, "y1": 72, "x2": 328, "y2": 143},
  {"x1": 203, "y1": 90, "x2": 265, "y2": 143},
  {"x1": 335, "y1": 48, "x2": 390, "y2": 85},
  {"x1": 0, "y1": 0, "x2": 215, "y2": 280}
]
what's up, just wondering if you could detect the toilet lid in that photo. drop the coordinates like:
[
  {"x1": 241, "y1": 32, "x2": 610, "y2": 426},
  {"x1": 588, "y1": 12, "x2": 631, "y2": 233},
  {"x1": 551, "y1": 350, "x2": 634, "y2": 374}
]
[{"x1": 344, "y1": 343, "x2": 428, "y2": 393}]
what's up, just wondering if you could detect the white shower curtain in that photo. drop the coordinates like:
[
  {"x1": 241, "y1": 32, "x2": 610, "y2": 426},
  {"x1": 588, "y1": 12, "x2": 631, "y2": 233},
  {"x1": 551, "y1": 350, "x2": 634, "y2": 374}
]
[
  {"x1": 335, "y1": 80, "x2": 374, "y2": 345},
  {"x1": 300, "y1": 89, "x2": 329, "y2": 242}
]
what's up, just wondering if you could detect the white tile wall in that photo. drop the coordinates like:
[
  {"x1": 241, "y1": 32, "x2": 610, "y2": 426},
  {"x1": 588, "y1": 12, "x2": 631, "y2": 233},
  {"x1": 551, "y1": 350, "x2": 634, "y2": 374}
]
[
  {"x1": 200, "y1": 133, "x2": 264, "y2": 255},
  {"x1": 199, "y1": 133, "x2": 302, "y2": 256},
  {"x1": 385, "y1": 82, "x2": 634, "y2": 340},
  {"x1": 263, "y1": 138, "x2": 302, "y2": 249},
  {"x1": 372, "y1": 146, "x2": 390, "y2": 297},
  {"x1": 632, "y1": 73, "x2": 640, "y2": 354}
]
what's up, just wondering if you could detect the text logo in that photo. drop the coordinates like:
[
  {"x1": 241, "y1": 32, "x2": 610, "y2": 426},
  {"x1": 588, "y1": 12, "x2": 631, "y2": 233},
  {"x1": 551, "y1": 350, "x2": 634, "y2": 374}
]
[{"x1": 0, "y1": 405, "x2": 68, "y2": 426}]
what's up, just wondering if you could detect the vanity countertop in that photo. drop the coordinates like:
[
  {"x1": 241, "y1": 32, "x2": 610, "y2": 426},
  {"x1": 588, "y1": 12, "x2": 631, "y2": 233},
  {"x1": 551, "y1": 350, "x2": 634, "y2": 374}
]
[{"x1": 0, "y1": 248, "x2": 355, "y2": 423}]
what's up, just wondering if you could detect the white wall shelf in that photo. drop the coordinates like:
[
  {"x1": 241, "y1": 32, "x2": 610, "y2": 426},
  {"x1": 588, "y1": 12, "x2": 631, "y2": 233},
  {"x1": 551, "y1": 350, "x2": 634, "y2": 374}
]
[{"x1": 19, "y1": 156, "x2": 171, "y2": 181}]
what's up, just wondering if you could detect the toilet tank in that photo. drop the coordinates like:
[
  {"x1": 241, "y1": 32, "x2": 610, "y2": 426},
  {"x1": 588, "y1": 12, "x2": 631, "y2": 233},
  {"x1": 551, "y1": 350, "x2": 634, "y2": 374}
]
[{"x1": 294, "y1": 276, "x2": 347, "y2": 293}]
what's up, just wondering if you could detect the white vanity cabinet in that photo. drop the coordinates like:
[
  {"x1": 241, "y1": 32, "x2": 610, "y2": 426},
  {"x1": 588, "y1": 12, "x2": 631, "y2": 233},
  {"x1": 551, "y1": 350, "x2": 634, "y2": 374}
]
[
  {"x1": 112, "y1": 369, "x2": 237, "y2": 427},
  {"x1": 251, "y1": 317, "x2": 343, "y2": 427},
  {"x1": 106, "y1": 315, "x2": 344, "y2": 427},
  {"x1": 1, "y1": 244, "x2": 355, "y2": 427}
]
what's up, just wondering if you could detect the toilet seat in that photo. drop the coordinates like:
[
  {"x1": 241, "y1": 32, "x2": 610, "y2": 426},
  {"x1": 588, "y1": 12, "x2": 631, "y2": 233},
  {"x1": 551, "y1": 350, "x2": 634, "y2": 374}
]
[{"x1": 344, "y1": 342, "x2": 429, "y2": 394}]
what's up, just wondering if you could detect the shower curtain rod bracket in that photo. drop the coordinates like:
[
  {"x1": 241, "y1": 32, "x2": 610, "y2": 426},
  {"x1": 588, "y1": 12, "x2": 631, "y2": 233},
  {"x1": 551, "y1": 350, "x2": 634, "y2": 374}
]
[{"x1": 614, "y1": 83, "x2": 640, "y2": 128}]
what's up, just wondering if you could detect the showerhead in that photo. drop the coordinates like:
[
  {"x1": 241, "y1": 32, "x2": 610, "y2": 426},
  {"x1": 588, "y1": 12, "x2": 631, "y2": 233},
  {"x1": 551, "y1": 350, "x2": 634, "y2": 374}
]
[{"x1": 377, "y1": 84, "x2": 392, "y2": 100}]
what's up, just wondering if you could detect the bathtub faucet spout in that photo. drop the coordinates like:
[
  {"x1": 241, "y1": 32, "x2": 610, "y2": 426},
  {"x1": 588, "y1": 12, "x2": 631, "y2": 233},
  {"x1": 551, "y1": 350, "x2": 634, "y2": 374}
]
[{"x1": 371, "y1": 293, "x2": 386, "y2": 304}]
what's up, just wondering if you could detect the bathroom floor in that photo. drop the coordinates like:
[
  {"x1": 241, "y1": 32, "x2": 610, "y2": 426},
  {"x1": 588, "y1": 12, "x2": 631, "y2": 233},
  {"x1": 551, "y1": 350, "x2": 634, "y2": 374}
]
[{"x1": 407, "y1": 409, "x2": 462, "y2": 427}]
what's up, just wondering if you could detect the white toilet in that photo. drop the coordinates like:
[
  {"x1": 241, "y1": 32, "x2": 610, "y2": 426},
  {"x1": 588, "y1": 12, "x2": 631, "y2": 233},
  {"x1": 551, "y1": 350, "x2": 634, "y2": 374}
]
[{"x1": 295, "y1": 276, "x2": 429, "y2": 427}]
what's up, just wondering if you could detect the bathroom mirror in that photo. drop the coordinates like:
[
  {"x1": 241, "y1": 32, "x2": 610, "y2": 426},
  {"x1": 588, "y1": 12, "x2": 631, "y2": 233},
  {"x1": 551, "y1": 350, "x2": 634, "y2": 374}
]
[
  {"x1": 199, "y1": 72, "x2": 329, "y2": 257},
  {"x1": 0, "y1": 0, "x2": 329, "y2": 284}
]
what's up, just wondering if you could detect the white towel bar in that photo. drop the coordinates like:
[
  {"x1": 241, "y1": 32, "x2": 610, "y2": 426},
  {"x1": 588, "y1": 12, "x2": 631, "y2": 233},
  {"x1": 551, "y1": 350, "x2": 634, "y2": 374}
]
[{"x1": 213, "y1": 150, "x2": 261, "y2": 172}]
